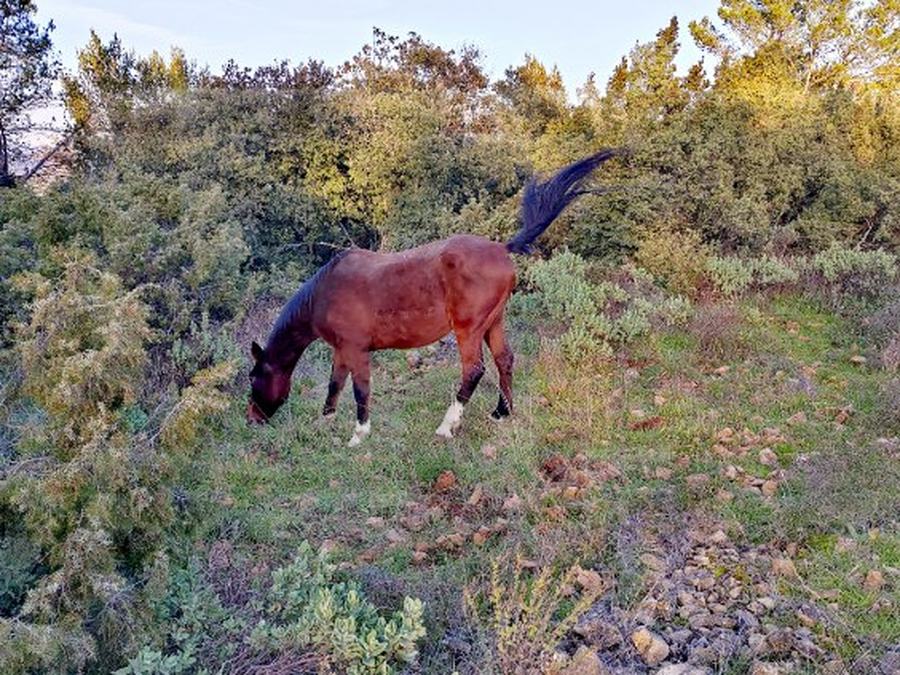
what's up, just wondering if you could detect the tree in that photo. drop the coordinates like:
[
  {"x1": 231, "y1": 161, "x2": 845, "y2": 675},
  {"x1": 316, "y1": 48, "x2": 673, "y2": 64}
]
[{"x1": 0, "y1": 0, "x2": 58, "y2": 187}]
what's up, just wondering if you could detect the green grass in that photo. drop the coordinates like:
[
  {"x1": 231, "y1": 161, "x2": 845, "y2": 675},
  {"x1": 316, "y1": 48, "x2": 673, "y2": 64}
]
[{"x1": 179, "y1": 292, "x2": 898, "y2": 669}]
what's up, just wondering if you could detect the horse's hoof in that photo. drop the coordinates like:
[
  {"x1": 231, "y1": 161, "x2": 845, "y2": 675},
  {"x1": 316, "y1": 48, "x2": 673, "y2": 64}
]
[{"x1": 347, "y1": 420, "x2": 371, "y2": 447}]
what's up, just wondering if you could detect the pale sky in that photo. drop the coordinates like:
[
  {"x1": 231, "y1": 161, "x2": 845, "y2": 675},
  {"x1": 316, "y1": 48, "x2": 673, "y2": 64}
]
[{"x1": 36, "y1": 0, "x2": 722, "y2": 96}]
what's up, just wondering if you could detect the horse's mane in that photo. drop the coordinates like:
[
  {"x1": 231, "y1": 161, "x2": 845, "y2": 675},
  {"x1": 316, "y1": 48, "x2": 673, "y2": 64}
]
[{"x1": 268, "y1": 249, "x2": 349, "y2": 346}]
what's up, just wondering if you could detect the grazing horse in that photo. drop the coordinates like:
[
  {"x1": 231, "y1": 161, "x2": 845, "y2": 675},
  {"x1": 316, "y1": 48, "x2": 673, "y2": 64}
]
[{"x1": 247, "y1": 150, "x2": 619, "y2": 445}]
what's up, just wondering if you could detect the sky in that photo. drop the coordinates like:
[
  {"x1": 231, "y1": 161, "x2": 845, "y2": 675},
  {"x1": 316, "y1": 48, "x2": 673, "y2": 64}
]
[{"x1": 35, "y1": 0, "x2": 723, "y2": 97}]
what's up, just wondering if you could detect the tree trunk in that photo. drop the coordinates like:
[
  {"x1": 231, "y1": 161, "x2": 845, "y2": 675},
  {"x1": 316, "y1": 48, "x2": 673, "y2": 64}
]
[{"x1": 0, "y1": 122, "x2": 14, "y2": 188}]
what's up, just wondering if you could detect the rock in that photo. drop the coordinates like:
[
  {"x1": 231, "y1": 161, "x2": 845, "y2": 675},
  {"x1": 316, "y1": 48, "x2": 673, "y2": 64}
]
[
  {"x1": 574, "y1": 618, "x2": 623, "y2": 650},
  {"x1": 716, "y1": 489, "x2": 734, "y2": 503},
  {"x1": 631, "y1": 627, "x2": 670, "y2": 666},
  {"x1": 365, "y1": 516, "x2": 385, "y2": 529},
  {"x1": 736, "y1": 609, "x2": 760, "y2": 630},
  {"x1": 668, "y1": 629, "x2": 693, "y2": 645},
  {"x1": 655, "y1": 466, "x2": 673, "y2": 480},
  {"x1": 481, "y1": 444, "x2": 497, "y2": 459},
  {"x1": 787, "y1": 411, "x2": 807, "y2": 425},
  {"x1": 849, "y1": 354, "x2": 867, "y2": 365},
  {"x1": 433, "y1": 470, "x2": 457, "y2": 492},
  {"x1": 723, "y1": 465, "x2": 740, "y2": 480},
  {"x1": 574, "y1": 566, "x2": 606, "y2": 593},
  {"x1": 466, "y1": 485, "x2": 484, "y2": 506},
  {"x1": 472, "y1": 527, "x2": 491, "y2": 546},
  {"x1": 384, "y1": 528, "x2": 407, "y2": 545},
  {"x1": 772, "y1": 557, "x2": 797, "y2": 578},
  {"x1": 749, "y1": 661, "x2": 782, "y2": 675},
  {"x1": 863, "y1": 569, "x2": 885, "y2": 592},
  {"x1": 761, "y1": 479, "x2": 779, "y2": 497},
  {"x1": 758, "y1": 597, "x2": 776, "y2": 611},
  {"x1": 559, "y1": 645, "x2": 606, "y2": 675},
  {"x1": 759, "y1": 448, "x2": 779, "y2": 466},
  {"x1": 542, "y1": 454, "x2": 568, "y2": 481},
  {"x1": 686, "y1": 473, "x2": 710, "y2": 489},
  {"x1": 502, "y1": 493, "x2": 523, "y2": 512},
  {"x1": 658, "y1": 664, "x2": 710, "y2": 675},
  {"x1": 763, "y1": 628, "x2": 795, "y2": 655},
  {"x1": 689, "y1": 645, "x2": 718, "y2": 665},
  {"x1": 878, "y1": 648, "x2": 900, "y2": 675},
  {"x1": 411, "y1": 550, "x2": 428, "y2": 564},
  {"x1": 709, "y1": 529, "x2": 729, "y2": 544}
]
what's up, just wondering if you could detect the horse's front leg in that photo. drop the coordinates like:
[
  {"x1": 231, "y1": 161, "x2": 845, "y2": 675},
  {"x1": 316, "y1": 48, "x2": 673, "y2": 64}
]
[
  {"x1": 322, "y1": 354, "x2": 349, "y2": 419},
  {"x1": 436, "y1": 335, "x2": 484, "y2": 438},
  {"x1": 347, "y1": 351, "x2": 371, "y2": 447}
]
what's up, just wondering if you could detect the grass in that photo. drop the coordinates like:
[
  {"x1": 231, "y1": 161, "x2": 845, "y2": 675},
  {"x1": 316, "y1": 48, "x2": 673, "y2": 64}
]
[{"x1": 178, "y1": 292, "x2": 898, "y2": 671}]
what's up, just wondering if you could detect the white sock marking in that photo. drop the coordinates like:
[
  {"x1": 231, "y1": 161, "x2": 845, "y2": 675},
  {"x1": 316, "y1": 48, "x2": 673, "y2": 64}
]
[
  {"x1": 347, "y1": 420, "x2": 371, "y2": 447},
  {"x1": 435, "y1": 400, "x2": 464, "y2": 438}
]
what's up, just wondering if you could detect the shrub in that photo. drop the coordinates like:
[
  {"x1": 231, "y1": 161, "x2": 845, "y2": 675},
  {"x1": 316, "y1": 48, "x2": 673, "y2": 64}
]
[
  {"x1": 689, "y1": 303, "x2": 747, "y2": 362},
  {"x1": 249, "y1": 542, "x2": 426, "y2": 674},
  {"x1": 810, "y1": 244, "x2": 897, "y2": 302},
  {"x1": 705, "y1": 255, "x2": 755, "y2": 298},
  {"x1": 634, "y1": 226, "x2": 710, "y2": 295},
  {"x1": 524, "y1": 251, "x2": 691, "y2": 364},
  {"x1": 464, "y1": 553, "x2": 607, "y2": 673}
]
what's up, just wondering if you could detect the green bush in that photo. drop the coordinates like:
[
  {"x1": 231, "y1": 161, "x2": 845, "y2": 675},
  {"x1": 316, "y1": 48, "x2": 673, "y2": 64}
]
[
  {"x1": 523, "y1": 250, "x2": 691, "y2": 363},
  {"x1": 810, "y1": 244, "x2": 898, "y2": 301},
  {"x1": 250, "y1": 542, "x2": 426, "y2": 674}
]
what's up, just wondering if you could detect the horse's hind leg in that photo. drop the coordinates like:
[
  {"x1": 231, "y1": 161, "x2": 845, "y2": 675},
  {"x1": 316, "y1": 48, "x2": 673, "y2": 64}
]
[
  {"x1": 485, "y1": 318, "x2": 513, "y2": 419},
  {"x1": 436, "y1": 334, "x2": 485, "y2": 438}
]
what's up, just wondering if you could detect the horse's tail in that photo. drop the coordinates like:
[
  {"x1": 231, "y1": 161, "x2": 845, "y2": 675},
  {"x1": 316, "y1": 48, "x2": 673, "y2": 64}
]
[{"x1": 506, "y1": 149, "x2": 621, "y2": 255}]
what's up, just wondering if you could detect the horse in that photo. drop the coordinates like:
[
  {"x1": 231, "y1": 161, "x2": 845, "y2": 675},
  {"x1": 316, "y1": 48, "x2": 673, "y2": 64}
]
[{"x1": 247, "y1": 149, "x2": 619, "y2": 446}]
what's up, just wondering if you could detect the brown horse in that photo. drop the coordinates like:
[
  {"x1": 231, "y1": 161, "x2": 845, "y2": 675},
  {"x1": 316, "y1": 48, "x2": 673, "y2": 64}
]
[{"x1": 247, "y1": 150, "x2": 619, "y2": 445}]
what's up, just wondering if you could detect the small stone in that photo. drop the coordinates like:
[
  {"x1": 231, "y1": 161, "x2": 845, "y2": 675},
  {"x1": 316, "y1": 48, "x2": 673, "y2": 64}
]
[
  {"x1": 472, "y1": 526, "x2": 491, "y2": 546},
  {"x1": 749, "y1": 661, "x2": 782, "y2": 675},
  {"x1": 542, "y1": 454, "x2": 568, "y2": 481},
  {"x1": 863, "y1": 569, "x2": 885, "y2": 592},
  {"x1": 502, "y1": 493, "x2": 523, "y2": 512},
  {"x1": 467, "y1": 485, "x2": 484, "y2": 506},
  {"x1": 574, "y1": 566, "x2": 606, "y2": 593},
  {"x1": 559, "y1": 645, "x2": 605, "y2": 675},
  {"x1": 658, "y1": 664, "x2": 710, "y2": 675},
  {"x1": 716, "y1": 489, "x2": 734, "y2": 503},
  {"x1": 686, "y1": 473, "x2": 710, "y2": 489},
  {"x1": 787, "y1": 411, "x2": 807, "y2": 425},
  {"x1": 574, "y1": 618, "x2": 622, "y2": 650},
  {"x1": 433, "y1": 470, "x2": 457, "y2": 492},
  {"x1": 709, "y1": 529, "x2": 728, "y2": 544},
  {"x1": 849, "y1": 354, "x2": 867, "y2": 365},
  {"x1": 772, "y1": 557, "x2": 797, "y2": 578},
  {"x1": 758, "y1": 597, "x2": 776, "y2": 611},
  {"x1": 384, "y1": 528, "x2": 407, "y2": 545},
  {"x1": 761, "y1": 480, "x2": 778, "y2": 497},
  {"x1": 631, "y1": 627, "x2": 670, "y2": 666},
  {"x1": 763, "y1": 628, "x2": 795, "y2": 655},
  {"x1": 759, "y1": 448, "x2": 778, "y2": 466},
  {"x1": 481, "y1": 444, "x2": 497, "y2": 460},
  {"x1": 655, "y1": 466, "x2": 673, "y2": 480},
  {"x1": 723, "y1": 465, "x2": 740, "y2": 480},
  {"x1": 411, "y1": 550, "x2": 428, "y2": 564},
  {"x1": 365, "y1": 516, "x2": 385, "y2": 529}
]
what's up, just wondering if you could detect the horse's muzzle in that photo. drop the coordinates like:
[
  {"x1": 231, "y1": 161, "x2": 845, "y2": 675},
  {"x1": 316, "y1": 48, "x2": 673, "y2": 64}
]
[{"x1": 246, "y1": 400, "x2": 269, "y2": 425}]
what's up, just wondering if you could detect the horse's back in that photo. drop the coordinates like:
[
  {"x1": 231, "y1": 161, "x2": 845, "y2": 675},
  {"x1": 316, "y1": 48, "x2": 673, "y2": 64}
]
[{"x1": 313, "y1": 235, "x2": 515, "y2": 349}]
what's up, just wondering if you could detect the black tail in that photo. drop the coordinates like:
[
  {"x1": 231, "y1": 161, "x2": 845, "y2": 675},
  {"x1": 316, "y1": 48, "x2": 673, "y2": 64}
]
[{"x1": 506, "y1": 149, "x2": 620, "y2": 254}]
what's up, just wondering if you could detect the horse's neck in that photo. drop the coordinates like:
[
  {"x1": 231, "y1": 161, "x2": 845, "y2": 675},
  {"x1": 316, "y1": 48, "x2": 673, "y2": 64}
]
[{"x1": 267, "y1": 321, "x2": 315, "y2": 373}]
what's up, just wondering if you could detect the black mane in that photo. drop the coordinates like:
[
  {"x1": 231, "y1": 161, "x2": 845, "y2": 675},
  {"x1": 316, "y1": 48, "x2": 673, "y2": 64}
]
[{"x1": 267, "y1": 250, "x2": 349, "y2": 348}]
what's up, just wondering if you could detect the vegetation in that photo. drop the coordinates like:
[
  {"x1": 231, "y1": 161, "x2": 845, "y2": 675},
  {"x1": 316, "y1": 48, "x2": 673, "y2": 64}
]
[{"x1": 1, "y1": 1, "x2": 898, "y2": 673}]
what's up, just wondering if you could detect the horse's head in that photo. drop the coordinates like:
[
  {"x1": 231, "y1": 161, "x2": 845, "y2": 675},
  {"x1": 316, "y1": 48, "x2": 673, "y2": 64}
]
[{"x1": 247, "y1": 341, "x2": 291, "y2": 424}]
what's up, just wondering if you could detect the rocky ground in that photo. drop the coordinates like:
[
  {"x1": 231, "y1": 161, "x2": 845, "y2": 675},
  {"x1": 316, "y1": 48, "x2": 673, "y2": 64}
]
[{"x1": 553, "y1": 513, "x2": 898, "y2": 675}]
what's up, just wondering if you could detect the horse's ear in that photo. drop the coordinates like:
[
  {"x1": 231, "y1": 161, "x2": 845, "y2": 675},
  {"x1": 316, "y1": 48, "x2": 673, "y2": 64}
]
[{"x1": 251, "y1": 341, "x2": 264, "y2": 361}]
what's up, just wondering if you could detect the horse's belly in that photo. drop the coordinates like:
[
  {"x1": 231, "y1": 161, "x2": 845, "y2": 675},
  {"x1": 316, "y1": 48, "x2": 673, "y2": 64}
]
[{"x1": 369, "y1": 306, "x2": 450, "y2": 350}]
